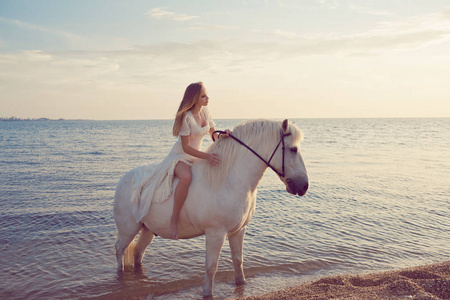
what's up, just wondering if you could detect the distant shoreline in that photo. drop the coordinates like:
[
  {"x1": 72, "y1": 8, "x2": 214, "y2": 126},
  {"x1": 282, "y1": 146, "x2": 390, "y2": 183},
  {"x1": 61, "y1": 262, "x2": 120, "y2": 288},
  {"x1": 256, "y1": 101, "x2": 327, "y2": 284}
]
[{"x1": 0, "y1": 117, "x2": 66, "y2": 122}]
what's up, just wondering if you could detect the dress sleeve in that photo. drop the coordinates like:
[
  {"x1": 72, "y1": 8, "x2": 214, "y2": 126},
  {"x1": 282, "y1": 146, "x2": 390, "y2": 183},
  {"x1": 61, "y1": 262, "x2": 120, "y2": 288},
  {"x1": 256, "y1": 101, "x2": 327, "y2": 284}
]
[
  {"x1": 203, "y1": 107, "x2": 216, "y2": 128},
  {"x1": 178, "y1": 113, "x2": 191, "y2": 136}
]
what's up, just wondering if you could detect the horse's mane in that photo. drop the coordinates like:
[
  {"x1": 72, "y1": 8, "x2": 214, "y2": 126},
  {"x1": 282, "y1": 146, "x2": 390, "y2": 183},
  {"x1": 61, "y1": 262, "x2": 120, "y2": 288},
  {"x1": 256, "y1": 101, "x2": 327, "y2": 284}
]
[{"x1": 200, "y1": 119, "x2": 304, "y2": 190}]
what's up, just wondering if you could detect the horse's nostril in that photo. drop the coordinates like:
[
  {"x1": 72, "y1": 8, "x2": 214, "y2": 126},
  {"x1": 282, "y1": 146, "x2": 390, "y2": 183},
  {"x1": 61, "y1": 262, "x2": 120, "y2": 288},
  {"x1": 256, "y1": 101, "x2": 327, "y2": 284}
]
[
  {"x1": 303, "y1": 182, "x2": 309, "y2": 192},
  {"x1": 286, "y1": 178, "x2": 296, "y2": 193}
]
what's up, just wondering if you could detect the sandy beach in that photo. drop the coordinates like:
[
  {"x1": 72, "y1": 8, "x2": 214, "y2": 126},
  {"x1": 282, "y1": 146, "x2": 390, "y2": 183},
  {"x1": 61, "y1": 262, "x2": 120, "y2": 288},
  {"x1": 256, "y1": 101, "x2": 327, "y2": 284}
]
[{"x1": 236, "y1": 261, "x2": 449, "y2": 300}]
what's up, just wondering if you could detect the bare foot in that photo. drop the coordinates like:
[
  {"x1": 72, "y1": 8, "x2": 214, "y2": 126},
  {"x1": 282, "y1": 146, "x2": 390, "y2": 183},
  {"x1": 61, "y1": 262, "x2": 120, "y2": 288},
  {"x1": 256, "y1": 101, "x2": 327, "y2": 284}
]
[{"x1": 169, "y1": 219, "x2": 178, "y2": 240}]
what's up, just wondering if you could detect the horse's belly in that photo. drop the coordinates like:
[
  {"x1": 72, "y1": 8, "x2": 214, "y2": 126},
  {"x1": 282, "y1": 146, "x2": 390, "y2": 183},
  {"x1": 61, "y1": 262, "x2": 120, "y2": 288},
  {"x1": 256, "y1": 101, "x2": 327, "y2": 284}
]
[
  {"x1": 140, "y1": 173, "x2": 257, "y2": 239},
  {"x1": 183, "y1": 186, "x2": 257, "y2": 236},
  {"x1": 142, "y1": 196, "x2": 205, "y2": 239}
]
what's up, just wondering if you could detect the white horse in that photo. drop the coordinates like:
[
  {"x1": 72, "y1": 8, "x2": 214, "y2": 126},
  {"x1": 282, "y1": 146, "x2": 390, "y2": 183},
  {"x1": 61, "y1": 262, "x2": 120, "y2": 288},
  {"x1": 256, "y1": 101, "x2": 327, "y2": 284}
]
[{"x1": 114, "y1": 119, "x2": 309, "y2": 297}]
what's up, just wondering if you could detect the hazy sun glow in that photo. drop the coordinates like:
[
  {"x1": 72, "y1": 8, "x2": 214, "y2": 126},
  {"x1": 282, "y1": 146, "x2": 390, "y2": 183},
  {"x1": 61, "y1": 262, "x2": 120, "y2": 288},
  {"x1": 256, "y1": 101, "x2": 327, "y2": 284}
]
[{"x1": 1, "y1": 0, "x2": 449, "y2": 120}]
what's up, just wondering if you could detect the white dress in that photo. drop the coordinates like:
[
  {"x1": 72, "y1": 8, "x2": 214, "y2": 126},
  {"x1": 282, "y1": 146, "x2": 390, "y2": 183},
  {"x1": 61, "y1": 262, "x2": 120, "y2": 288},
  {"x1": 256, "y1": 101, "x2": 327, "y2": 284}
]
[{"x1": 130, "y1": 107, "x2": 216, "y2": 222}]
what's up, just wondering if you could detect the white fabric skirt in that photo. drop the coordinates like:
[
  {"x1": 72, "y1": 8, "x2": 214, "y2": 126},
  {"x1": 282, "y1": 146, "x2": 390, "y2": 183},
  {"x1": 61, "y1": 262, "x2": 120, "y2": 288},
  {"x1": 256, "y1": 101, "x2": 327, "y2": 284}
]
[{"x1": 130, "y1": 142, "x2": 196, "y2": 223}]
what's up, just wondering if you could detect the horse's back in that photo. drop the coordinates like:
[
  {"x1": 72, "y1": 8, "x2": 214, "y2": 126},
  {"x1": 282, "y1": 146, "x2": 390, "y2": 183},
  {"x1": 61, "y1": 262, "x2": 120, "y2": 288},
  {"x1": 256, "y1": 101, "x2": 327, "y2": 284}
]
[{"x1": 114, "y1": 164, "x2": 158, "y2": 220}]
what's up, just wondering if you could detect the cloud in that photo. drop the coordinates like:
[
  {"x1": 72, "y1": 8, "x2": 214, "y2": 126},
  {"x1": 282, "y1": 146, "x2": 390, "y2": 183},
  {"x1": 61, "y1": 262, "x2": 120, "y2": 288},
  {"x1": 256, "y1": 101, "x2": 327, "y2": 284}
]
[
  {"x1": 147, "y1": 8, "x2": 198, "y2": 21},
  {"x1": 2, "y1": 9, "x2": 449, "y2": 91},
  {"x1": 251, "y1": 29, "x2": 300, "y2": 39},
  {"x1": 185, "y1": 23, "x2": 238, "y2": 31},
  {"x1": 0, "y1": 16, "x2": 132, "y2": 52},
  {"x1": 9, "y1": 12, "x2": 445, "y2": 90},
  {"x1": 444, "y1": 8, "x2": 450, "y2": 20},
  {"x1": 375, "y1": 12, "x2": 450, "y2": 35},
  {"x1": 316, "y1": 0, "x2": 340, "y2": 9},
  {"x1": 0, "y1": 16, "x2": 81, "y2": 40},
  {"x1": 271, "y1": 30, "x2": 299, "y2": 39},
  {"x1": 0, "y1": 50, "x2": 118, "y2": 87},
  {"x1": 349, "y1": 4, "x2": 394, "y2": 17},
  {"x1": 248, "y1": 10, "x2": 450, "y2": 57}
]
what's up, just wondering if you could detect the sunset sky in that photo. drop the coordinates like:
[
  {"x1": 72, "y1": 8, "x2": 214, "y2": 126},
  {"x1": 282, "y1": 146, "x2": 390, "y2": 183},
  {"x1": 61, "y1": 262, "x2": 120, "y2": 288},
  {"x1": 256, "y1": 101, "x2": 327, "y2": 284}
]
[{"x1": 1, "y1": 0, "x2": 449, "y2": 120}]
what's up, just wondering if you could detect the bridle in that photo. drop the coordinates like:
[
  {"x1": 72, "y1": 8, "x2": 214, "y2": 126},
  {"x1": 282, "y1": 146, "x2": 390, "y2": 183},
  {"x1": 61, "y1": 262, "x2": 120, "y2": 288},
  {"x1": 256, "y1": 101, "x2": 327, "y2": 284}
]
[{"x1": 212, "y1": 129, "x2": 292, "y2": 177}]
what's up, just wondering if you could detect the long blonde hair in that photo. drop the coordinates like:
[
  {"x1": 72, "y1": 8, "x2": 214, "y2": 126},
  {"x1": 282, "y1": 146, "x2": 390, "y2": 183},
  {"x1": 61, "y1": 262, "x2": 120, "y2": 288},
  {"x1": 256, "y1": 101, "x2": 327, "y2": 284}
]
[{"x1": 172, "y1": 82, "x2": 204, "y2": 137}]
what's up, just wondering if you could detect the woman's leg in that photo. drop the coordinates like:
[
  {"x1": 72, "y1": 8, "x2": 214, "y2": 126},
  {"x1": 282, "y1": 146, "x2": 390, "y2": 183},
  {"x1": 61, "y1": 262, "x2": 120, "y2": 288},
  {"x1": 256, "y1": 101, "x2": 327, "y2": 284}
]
[{"x1": 170, "y1": 161, "x2": 192, "y2": 239}]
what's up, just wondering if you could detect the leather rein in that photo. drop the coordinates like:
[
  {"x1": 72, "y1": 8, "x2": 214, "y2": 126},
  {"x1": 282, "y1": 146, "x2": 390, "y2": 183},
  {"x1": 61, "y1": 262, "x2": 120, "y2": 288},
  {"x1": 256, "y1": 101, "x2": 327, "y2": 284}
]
[{"x1": 212, "y1": 130, "x2": 291, "y2": 177}]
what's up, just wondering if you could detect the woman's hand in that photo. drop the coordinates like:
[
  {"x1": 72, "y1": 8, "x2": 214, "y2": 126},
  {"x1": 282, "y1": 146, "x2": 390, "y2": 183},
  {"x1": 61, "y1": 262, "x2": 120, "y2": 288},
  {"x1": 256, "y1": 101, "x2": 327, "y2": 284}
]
[
  {"x1": 220, "y1": 129, "x2": 232, "y2": 139},
  {"x1": 208, "y1": 153, "x2": 220, "y2": 166}
]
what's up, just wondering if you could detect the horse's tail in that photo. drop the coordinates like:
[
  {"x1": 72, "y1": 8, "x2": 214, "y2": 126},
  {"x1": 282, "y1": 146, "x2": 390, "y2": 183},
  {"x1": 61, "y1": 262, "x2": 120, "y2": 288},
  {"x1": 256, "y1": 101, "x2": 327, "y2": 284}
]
[{"x1": 123, "y1": 238, "x2": 137, "y2": 267}]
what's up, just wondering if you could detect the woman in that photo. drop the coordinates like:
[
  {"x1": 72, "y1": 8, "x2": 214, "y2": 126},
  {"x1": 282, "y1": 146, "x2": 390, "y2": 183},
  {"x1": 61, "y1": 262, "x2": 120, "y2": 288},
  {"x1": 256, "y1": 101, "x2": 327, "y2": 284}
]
[
  {"x1": 130, "y1": 82, "x2": 230, "y2": 239},
  {"x1": 168, "y1": 82, "x2": 231, "y2": 239}
]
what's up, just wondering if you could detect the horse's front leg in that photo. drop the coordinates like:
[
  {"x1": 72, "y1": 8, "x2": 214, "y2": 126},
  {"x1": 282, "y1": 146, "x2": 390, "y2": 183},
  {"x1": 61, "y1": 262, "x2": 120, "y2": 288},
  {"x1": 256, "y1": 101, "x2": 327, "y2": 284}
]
[
  {"x1": 203, "y1": 230, "x2": 226, "y2": 297},
  {"x1": 228, "y1": 227, "x2": 246, "y2": 285}
]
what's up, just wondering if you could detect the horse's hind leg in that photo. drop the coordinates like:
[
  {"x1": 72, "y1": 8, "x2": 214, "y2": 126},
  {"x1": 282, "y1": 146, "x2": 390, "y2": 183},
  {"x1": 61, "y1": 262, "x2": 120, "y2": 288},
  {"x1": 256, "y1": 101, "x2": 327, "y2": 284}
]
[
  {"x1": 115, "y1": 224, "x2": 141, "y2": 271},
  {"x1": 228, "y1": 227, "x2": 246, "y2": 285},
  {"x1": 134, "y1": 226, "x2": 155, "y2": 267}
]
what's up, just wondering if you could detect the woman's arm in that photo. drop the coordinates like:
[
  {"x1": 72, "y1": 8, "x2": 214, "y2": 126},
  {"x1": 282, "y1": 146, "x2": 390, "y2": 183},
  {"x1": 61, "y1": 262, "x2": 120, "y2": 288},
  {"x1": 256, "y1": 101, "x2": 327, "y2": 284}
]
[
  {"x1": 180, "y1": 135, "x2": 220, "y2": 166},
  {"x1": 210, "y1": 127, "x2": 218, "y2": 141}
]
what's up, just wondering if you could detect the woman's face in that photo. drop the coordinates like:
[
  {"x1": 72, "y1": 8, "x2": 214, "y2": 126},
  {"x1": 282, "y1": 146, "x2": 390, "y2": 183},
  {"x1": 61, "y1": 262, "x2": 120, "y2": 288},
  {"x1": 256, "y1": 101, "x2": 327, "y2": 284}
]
[{"x1": 196, "y1": 88, "x2": 209, "y2": 107}]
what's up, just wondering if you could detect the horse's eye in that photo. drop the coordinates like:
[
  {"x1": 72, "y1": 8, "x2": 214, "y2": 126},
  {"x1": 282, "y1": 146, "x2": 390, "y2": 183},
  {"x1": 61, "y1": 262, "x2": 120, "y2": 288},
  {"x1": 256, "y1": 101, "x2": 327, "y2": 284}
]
[{"x1": 290, "y1": 147, "x2": 298, "y2": 153}]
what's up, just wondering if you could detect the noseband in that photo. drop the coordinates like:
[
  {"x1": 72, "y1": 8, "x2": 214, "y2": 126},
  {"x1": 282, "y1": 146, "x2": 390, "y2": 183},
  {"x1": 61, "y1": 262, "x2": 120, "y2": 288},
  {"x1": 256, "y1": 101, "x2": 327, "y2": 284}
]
[{"x1": 213, "y1": 130, "x2": 292, "y2": 177}]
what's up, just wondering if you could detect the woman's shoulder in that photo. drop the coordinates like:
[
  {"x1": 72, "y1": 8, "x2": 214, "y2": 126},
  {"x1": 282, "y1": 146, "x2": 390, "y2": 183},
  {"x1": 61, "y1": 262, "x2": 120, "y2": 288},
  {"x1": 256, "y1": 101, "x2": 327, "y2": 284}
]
[
  {"x1": 184, "y1": 110, "x2": 193, "y2": 120},
  {"x1": 182, "y1": 111, "x2": 195, "y2": 127}
]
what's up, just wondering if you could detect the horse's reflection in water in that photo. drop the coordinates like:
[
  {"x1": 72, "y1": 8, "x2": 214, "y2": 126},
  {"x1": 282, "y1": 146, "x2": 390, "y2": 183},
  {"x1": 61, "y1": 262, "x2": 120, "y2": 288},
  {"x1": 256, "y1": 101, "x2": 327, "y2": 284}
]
[
  {"x1": 115, "y1": 265, "x2": 150, "y2": 298},
  {"x1": 233, "y1": 282, "x2": 246, "y2": 298},
  {"x1": 116, "y1": 264, "x2": 146, "y2": 281},
  {"x1": 114, "y1": 119, "x2": 309, "y2": 297}
]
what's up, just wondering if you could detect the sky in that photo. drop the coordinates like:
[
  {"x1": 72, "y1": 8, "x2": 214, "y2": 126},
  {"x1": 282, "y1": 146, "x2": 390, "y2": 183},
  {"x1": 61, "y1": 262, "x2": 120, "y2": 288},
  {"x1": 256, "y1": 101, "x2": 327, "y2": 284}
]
[{"x1": 1, "y1": 0, "x2": 450, "y2": 120}]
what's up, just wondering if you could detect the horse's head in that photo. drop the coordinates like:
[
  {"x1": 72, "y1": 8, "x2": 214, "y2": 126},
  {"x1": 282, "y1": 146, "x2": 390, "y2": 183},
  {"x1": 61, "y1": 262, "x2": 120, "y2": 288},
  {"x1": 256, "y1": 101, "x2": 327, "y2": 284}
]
[
  {"x1": 206, "y1": 118, "x2": 308, "y2": 196},
  {"x1": 278, "y1": 119, "x2": 309, "y2": 196}
]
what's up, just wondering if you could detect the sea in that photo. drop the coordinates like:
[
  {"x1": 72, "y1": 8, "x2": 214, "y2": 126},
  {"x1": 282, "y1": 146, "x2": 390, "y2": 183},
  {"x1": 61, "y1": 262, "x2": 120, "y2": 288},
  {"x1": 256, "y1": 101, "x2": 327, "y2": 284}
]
[{"x1": 0, "y1": 118, "x2": 449, "y2": 300}]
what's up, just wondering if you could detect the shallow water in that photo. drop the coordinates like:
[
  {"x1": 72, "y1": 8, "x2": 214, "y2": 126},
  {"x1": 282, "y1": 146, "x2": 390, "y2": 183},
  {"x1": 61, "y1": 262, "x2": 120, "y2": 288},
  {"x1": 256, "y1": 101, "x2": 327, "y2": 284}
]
[{"x1": 0, "y1": 118, "x2": 449, "y2": 299}]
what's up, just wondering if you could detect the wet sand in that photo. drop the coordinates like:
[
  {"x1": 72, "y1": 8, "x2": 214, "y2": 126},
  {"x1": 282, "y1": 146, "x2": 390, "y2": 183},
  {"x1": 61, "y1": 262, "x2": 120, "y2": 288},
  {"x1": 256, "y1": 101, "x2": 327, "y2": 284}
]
[{"x1": 236, "y1": 261, "x2": 449, "y2": 300}]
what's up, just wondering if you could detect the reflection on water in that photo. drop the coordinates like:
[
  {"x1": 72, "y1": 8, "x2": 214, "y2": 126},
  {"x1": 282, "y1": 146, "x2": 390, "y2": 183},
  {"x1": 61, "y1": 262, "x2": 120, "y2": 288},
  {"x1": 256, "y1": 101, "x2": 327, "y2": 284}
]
[{"x1": 0, "y1": 118, "x2": 449, "y2": 299}]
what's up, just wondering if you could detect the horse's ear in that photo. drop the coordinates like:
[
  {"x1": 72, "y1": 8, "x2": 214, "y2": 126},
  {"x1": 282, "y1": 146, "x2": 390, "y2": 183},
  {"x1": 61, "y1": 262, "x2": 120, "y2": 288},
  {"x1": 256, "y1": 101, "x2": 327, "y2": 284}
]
[{"x1": 282, "y1": 119, "x2": 289, "y2": 132}]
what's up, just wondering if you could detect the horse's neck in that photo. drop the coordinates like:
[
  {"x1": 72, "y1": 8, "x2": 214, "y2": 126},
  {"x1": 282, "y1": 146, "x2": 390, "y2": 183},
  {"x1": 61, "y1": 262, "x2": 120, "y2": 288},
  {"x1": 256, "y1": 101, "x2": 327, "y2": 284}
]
[{"x1": 227, "y1": 154, "x2": 267, "y2": 192}]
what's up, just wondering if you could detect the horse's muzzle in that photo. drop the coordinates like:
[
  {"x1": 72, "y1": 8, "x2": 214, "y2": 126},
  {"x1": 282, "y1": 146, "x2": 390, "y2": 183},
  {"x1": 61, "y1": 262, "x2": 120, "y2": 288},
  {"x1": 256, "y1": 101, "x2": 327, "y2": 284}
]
[{"x1": 286, "y1": 178, "x2": 309, "y2": 196}]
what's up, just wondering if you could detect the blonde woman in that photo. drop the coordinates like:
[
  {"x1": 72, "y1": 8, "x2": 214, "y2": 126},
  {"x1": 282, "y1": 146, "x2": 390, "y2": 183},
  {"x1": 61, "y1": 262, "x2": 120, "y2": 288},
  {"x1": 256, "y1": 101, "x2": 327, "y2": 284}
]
[
  {"x1": 131, "y1": 82, "x2": 232, "y2": 238},
  {"x1": 130, "y1": 82, "x2": 230, "y2": 239},
  {"x1": 164, "y1": 82, "x2": 229, "y2": 239}
]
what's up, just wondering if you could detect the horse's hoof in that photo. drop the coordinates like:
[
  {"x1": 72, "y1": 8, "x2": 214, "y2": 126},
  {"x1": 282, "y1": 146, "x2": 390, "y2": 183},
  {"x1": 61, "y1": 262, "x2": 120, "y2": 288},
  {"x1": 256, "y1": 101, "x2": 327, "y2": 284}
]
[
  {"x1": 202, "y1": 290, "x2": 213, "y2": 298},
  {"x1": 117, "y1": 269, "x2": 124, "y2": 279},
  {"x1": 235, "y1": 279, "x2": 246, "y2": 286}
]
